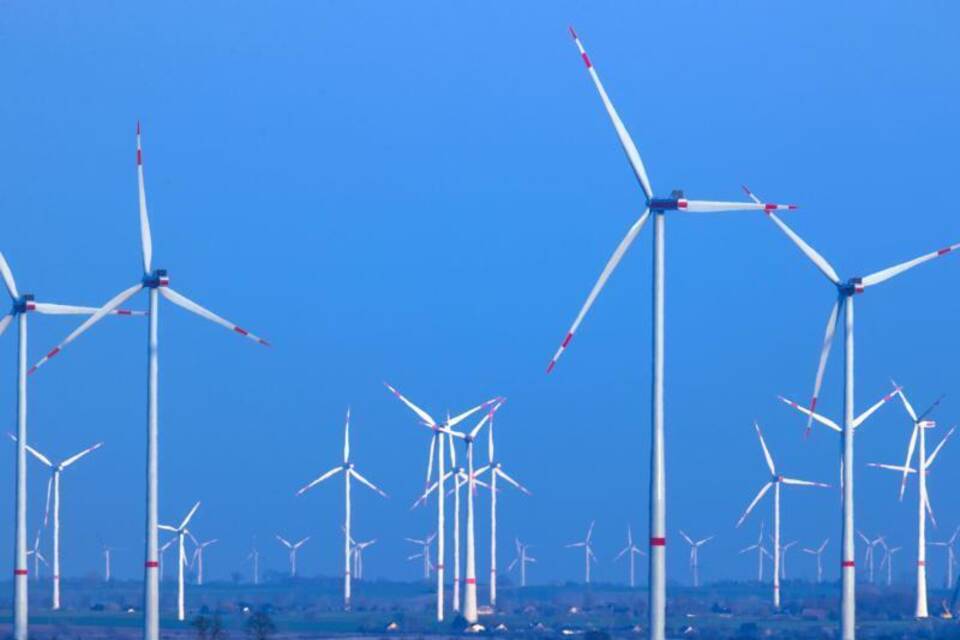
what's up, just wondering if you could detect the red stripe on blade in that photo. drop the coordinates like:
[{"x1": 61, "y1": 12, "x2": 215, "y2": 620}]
[
  {"x1": 562, "y1": 333, "x2": 573, "y2": 348},
  {"x1": 581, "y1": 53, "x2": 591, "y2": 68},
  {"x1": 137, "y1": 149, "x2": 142, "y2": 166},
  {"x1": 938, "y1": 247, "x2": 952, "y2": 256},
  {"x1": 234, "y1": 327, "x2": 249, "y2": 336}
]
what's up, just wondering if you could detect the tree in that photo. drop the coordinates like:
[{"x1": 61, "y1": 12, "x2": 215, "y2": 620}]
[{"x1": 246, "y1": 609, "x2": 275, "y2": 640}]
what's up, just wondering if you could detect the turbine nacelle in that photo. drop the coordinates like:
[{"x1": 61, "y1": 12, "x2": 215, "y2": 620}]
[
  {"x1": 838, "y1": 277, "x2": 864, "y2": 296},
  {"x1": 12, "y1": 294, "x2": 35, "y2": 314},
  {"x1": 143, "y1": 269, "x2": 169, "y2": 289}
]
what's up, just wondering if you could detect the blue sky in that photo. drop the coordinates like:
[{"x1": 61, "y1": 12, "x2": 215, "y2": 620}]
[{"x1": 0, "y1": 2, "x2": 959, "y2": 588}]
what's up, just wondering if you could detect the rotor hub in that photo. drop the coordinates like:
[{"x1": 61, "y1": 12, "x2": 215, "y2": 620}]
[
  {"x1": 143, "y1": 269, "x2": 169, "y2": 289},
  {"x1": 13, "y1": 294, "x2": 35, "y2": 314},
  {"x1": 839, "y1": 278, "x2": 863, "y2": 296}
]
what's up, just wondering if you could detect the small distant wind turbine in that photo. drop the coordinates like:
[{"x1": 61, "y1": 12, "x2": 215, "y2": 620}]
[
  {"x1": 10, "y1": 435, "x2": 102, "y2": 609},
  {"x1": 614, "y1": 526, "x2": 645, "y2": 588},
  {"x1": 779, "y1": 540, "x2": 798, "y2": 579},
  {"x1": 158, "y1": 501, "x2": 201, "y2": 621},
  {"x1": 739, "y1": 522, "x2": 772, "y2": 582},
  {"x1": 297, "y1": 407, "x2": 387, "y2": 610},
  {"x1": 26, "y1": 529, "x2": 47, "y2": 582},
  {"x1": 879, "y1": 543, "x2": 903, "y2": 587},
  {"x1": 930, "y1": 527, "x2": 960, "y2": 590},
  {"x1": 0, "y1": 249, "x2": 140, "y2": 640},
  {"x1": 275, "y1": 535, "x2": 310, "y2": 578},
  {"x1": 351, "y1": 538, "x2": 376, "y2": 580},
  {"x1": 385, "y1": 383, "x2": 498, "y2": 622},
  {"x1": 188, "y1": 535, "x2": 217, "y2": 586},
  {"x1": 508, "y1": 539, "x2": 535, "y2": 588},
  {"x1": 159, "y1": 539, "x2": 175, "y2": 583},
  {"x1": 102, "y1": 545, "x2": 113, "y2": 583},
  {"x1": 679, "y1": 531, "x2": 714, "y2": 588},
  {"x1": 566, "y1": 521, "x2": 597, "y2": 584},
  {"x1": 246, "y1": 541, "x2": 260, "y2": 585},
  {"x1": 802, "y1": 539, "x2": 829, "y2": 583},
  {"x1": 406, "y1": 533, "x2": 436, "y2": 579},
  {"x1": 736, "y1": 422, "x2": 829, "y2": 608},
  {"x1": 856, "y1": 531, "x2": 885, "y2": 584}
]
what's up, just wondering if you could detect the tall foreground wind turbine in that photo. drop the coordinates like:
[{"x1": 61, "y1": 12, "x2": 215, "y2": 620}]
[
  {"x1": 13, "y1": 436, "x2": 102, "y2": 609},
  {"x1": 385, "y1": 384, "x2": 497, "y2": 621},
  {"x1": 297, "y1": 407, "x2": 387, "y2": 610},
  {"x1": 678, "y1": 531, "x2": 714, "y2": 588},
  {"x1": 0, "y1": 251, "x2": 139, "y2": 640},
  {"x1": 275, "y1": 535, "x2": 310, "y2": 577},
  {"x1": 614, "y1": 526, "x2": 645, "y2": 588},
  {"x1": 747, "y1": 185, "x2": 960, "y2": 640},
  {"x1": 868, "y1": 386, "x2": 954, "y2": 617},
  {"x1": 736, "y1": 422, "x2": 828, "y2": 608},
  {"x1": 159, "y1": 501, "x2": 200, "y2": 622},
  {"x1": 29, "y1": 124, "x2": 269, "y2": 640},
  {"x1": 551, "y1": 32, "x2": 795, "y2": 640},
  {"x1": 479, "y1": 408, "x2": 529, "y2": 609}
]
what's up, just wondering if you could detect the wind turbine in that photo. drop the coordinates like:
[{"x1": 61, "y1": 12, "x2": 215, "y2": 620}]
[
  {"x1": 188, "y1": 535, "x2": 217, "y2": 586},
  {"x1": 748, "y1": 184, "x2": 960, "y2": 640},
  {"x1": 385, "y1": 383, "x2": 498, "y2": 622},
  {"x1": 158, "y1": 501, "x2": 201, "y2": 621},
  {"x1": 275, "y1": 535, "x2": 310, "y2": 578},
  {"x1": 297, "y1": 407, "x2": 387, "y2": 610},
  {"x1": 736, "y1": 422, "x2": 829, "y2": 608},
  {"x1": 26, "y1": 529, "x2": 47, "y2": 582},
  {"x1": 406, "y1": 533, "x2": 436, "y2": 579},
  {"x1": 614, "y1": 525, "x2": 645, "y2": 588},
  {"x1": 27, "y1": 124, "x2": 269, "y2": 640},
  {"x1": 0, "y1": 250, "x2": 140, "y2": 640},
  {"x1": 246, "y1": 541, "x2": 260, "y2": 585},
  {"x1": 868, "y1": 386, "x2": 954, "y2": 617},
  {"x1": 565, "y1": 521, "x2": 597, "y2": 584},
  {"x1": 678, "y1": 531, "x2": 714, "y2": 588},
  {"x1": 802, "y1": 539, "x2": 829, "y2": 583},
  {"x1": 102, "y1": 544, "x2": 116, "y2": 582},
  {"x1": 550, "y1": 32, "x2": 796, "y2": 640},
  {"x1": 880, "y1": 543, "x2": 902, "y2": 587},
  {"x1": 351, "y1": 538, "x2": 376, "y2": 580},
  {"x1": 159, "y1": 539, "x2": 175, "y2": 583},
  {"x1": 478, "y1": 407, "x2": 530, "y2": 609},
  {"x1": 856, "y1": 532, "x2": 885, "y2": 584},
  {"x1": 739, "y1": 522, "x2": 771, "y2": 582},
  {"x1": 779, "y1": 540, "x2": 798, "y2": 579},
  {"x1": 10, "y1": 435, "x2": 102, "y2": 609},
  {"x1": 508, "y1": 539, "x2": 535, "y2": 587},
  {"x1": 930, "y1": 527, "x2": 960, "y2": 590}
]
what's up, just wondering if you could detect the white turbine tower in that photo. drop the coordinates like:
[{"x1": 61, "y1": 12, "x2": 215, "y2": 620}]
[
  {"x1": 930, "y1": 527, "x2": 960, "y2": 590},
  {"x1": 739, "y1": 523, "x2": 772, "y2": 582},
  {"x1": 508, "y1": 539, "x2": 535, "y2": 587},
  {"x1": 736, "y1": 422, "x2": 829, "y2": 608},
  {"x1": 868, "y1": 386, "x2": 954, "y2": 617},
  {"x1": 29, "y1": 124, "x2": 269, "y2": 640},
  {"x1": 385, "y1": 383, "x2": 498, "y2": 622},
  {"x1": 748, "y1": 185, "x2": 960, "y2": 640},
  {"x1": 614, "y1": 526, "x2": 645, "y2": 588},
  {"x1": 102, "y1": 545, "x2": 116, "y2": 582},
  {"x1": 406, "y1": 533, "x2": 436, "y2": 579},
  {"x1": 11, "y1": 436, "x2": 102, "y2": 609},
  {"x1": 679, "y1": 531, "x2": 714, "y2": 588},
  {"x1": 479, "y1": 408, "x2": 529, "y2": 609},
  {"x1": 158, "y1": 501, "x2": 200, "y2": 621},
  {"x1": 296, "y1": 407, "x2": 387, "y2": 610},
  {"x1": 802, "y1": 539, "x2": 829, "y2": 583},
  {"x1": 275, "y1": 535, "x2": 310, "y2": 578},
  {"x1": 0, "y1": 250, "x2": 139, "y2": 640},
  {"x1": 26, "y1": 529, "x2": 47, "y2": 582},
  {"x1": 550, "y1": 32, "x2": 796, "y2": 640},
  {"x1": 565, "y1": 521, "x2": 597, "y2": 584},
  {"x1": 188, "y1": 535, "x2": 217, "y2": 586}
]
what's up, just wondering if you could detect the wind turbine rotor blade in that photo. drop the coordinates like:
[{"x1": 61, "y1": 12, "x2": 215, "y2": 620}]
[
  {"x1": 925, "y1": 426, "x2": 956, "y2": 469},
  {"x1": 0, "y1": 314, "x2": 12, "y2": 337},
  {"x1": 780, "y1": 477, "x2": 830, "y2": 487},
  {"x1": 383, "y1": 383, "x2": 437, "y2": 427},
  {"x1": 9, "y1": 437, "x2": 54, "y2": 467},
  {"x1": 187, "y1": 531, "x2": 199, "y2": 547},
  {"x1": 738, "y1": 545, "x2": 758, "y2": 554},
  {"x1": 136, "y1": 121, "x2": 153, "y2": 274},
  {"x1": 803, "y1": 299, "x2": 842, "y2": 436},
  {"x1": 343, "y1": 407, "x2": 350, "y2": 463},
  {"x1": 853, "y1": 386, "x2": 902, "y2": 428},
  {"x1": 447, "y1": 431, "x2": 457, "y2": 468},
  {"x1": 916, "y1": 394, "x2": 946, "y2": 422},
  {"x1": 586, "y1": 520, "x2": 595, "y2": 542},
  {"x1": 275, "y1": 535, "x2": 292, "y2": 548},
  {"x1": 899, "y1": 425, "x2": 919, "y2": 500},
  {"x1": 614, "y1": 546, "x2": 629, "y2": 561},
  {"x1": 43, "y1": 476, "x2": 52, "y2": 527},
  {"x1": 678, "y1": 199, "x2": 796, "y2": 213},
  {"x1": 866, "y1": 462, "x2": 916, "y2": 473},
  {"x1": 753, "y1": 422, "x2": 776, "y2": 475},
  {"x1": 160, "y1": 287, "x2": 269, "y2": 346},
  {"x1": 158, "y1": 525, "x2": 179, "y2": 532},
  {"x1": 61, "y1": 442, "x2": 104, "y2": 468},
  {"x1": 925, "y1": 488, "x2": 937, "y2": 527},
  {"x1": 447, "y1": 397, "x2": 501, "y2": 429},
  {"x1": 296, "y1": 466, "x2": 343, "y2": 495},
  {"x1": 350, "y1": 469, "x2": 388, "y2": 497},
  {"x1": 547, "y1": 208, "x2": 651, "y2": 374},
  {"x1": 777, "y1": 395, "x2": 841, "y2": 432},
  {"x1": 425, "y1": 434, "x2": 436, "y2": 485},
  {"x1": 565, "y1": 542, "x2": 586, "y2": 548},
  {"x1": 496, "y1": 468, "x2": 531, "y2": 495},
  {"x1": 736, "y1": 482, "x2": 773, "y2": 528},
  {"x1": 30, "y1": 283, "x2": 144, "y2": 373},
  {"x1": 32, "y1": 302, "x2": 145, "y2": 316},
  {"x1": 860, "y1": 242, "x2": 960, "y2": 288},
  {"x1": 892, "y1": 384, "x2": 919, "y2": 421},
  {"x1": 0, "y1": 251, "x2": 19, "y2": 298},
  {"x1": 488, "y1": 409, "x2": 495, "y2": 463},
  {"x1": 294, "y1": 537, "x2": 310, "y2": 548},
  {"x1": 180, "y1": 501, "x2": 201, "y2": 529},
  {"x1": 678, "y1": 530, "x2": 694, "y2": 545},
  {"x1": 765, "y1": 213, "x2": 841, "y2": 285}
]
